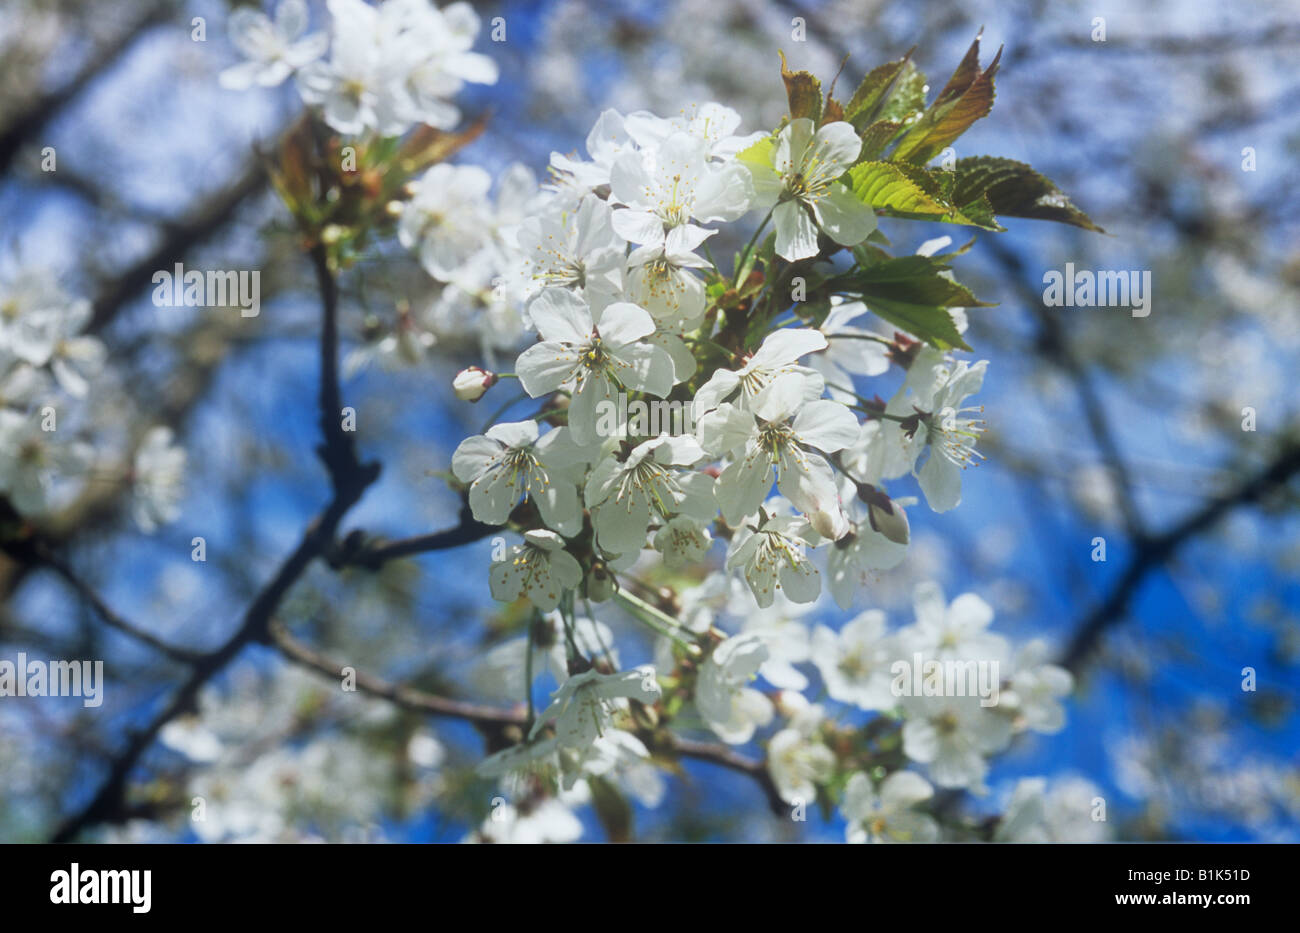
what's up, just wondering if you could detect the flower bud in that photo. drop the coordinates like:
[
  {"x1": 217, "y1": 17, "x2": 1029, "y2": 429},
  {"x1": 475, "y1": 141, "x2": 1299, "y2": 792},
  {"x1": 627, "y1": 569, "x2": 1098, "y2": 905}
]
[
  {"x1": 452, "y1": 366, "x2": 497, "y2": 402},
  {"x1": 867, "y1": 496, "x2": 910, "y2": 545},
  {"x1": 585, "y1": 561, "x2": 615, "y2": 602}
]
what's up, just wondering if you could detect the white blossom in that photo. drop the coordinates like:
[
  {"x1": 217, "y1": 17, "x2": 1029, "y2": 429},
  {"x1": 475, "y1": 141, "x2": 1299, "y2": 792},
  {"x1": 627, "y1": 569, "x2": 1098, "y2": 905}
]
[
  {"x1": 842, "y1": 771, "x2": 939, "y2": 843},
  {"x1": 584, "y1": 433, "x2": 714, "y2": 555},
  {"x1": 219, "y1": 0, "x2": 327, "y2": 90},
  {"x1": 1003, "y1": 640, "x2": 1074, "y2": 735},
  {"x1": 399, "y1": 163, "x2": 495, "y2": 282},
  {"x1": 131, "y1": 427, "x2": 187, "y2": 533},
  {"x1": 529, "y1": 666, "x2": 661, "y2": 751},
  {"x1": 742, "y1": 119, "x2": 877, "y2": 261},
  {"x1": 811, "y1": 610, "x2": 897, "y2": 710},
  {"x1": 725, "y1": 510, "x2": 821, "y2": 608},
  {"x1": 452, "y1": 421, "x2": 589, "y2": 535},
  {"x1": 696, "y1": 632, "x2": 774, "y2": 744},
  {"x1": 489, "y1": 530, "x2": 584, "y2": 611},
  {"x1": 703, "y1": 373, "x2": 858, "y2": 534},
  {"x1": 901, "y1": 693, "x2": 1013, "y2": 792},
  {"x1": 514, "y1": 289, "x2": 674, "y2": 445},
  {"x1": 767, "y1": 697, "x2": 834, "y2": 804}
]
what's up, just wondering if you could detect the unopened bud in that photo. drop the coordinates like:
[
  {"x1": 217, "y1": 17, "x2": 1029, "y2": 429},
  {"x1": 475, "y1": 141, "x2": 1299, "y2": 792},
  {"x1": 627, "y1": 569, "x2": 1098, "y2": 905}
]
[
  {"x1": 453, "y1": 366, "x2": 497, "y2": 402},
  {"x1": 867, "y1": 496, "x2": 910, "y2": 545},
  {"x1": 585, "y1": 561, "x2": 615, "y2": 602}
]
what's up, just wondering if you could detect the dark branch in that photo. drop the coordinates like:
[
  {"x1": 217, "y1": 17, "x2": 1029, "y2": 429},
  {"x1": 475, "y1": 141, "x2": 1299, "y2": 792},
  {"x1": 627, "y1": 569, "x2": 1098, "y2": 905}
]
[
  {"x1": 272, "y1": 622, "x2": 527, "y2": 726},
  {"x1": 985, "y1": 239, "x2": 1149, "y2": 544},
  {"x1": 88, "y1": 157, "x2": 268, "y2": 335},
  {"x1": 25, "y1": 540, "x2": 203, "y2": 665},
  {"x1": 50, "y1": 223, "x2": 382, "y2": 843},
  {"x1": 330, "y1": 502, "x2": 498, "y2": 570},
  {"x1": 308, "y1": 243, "x2": 380, "y2": 494},
  {"x1": 1060, "y1": 439, "x2": 1300, "y2": 674},
  {"x1": 666, "y1": 735, "x2": 787, "y2": 816}
]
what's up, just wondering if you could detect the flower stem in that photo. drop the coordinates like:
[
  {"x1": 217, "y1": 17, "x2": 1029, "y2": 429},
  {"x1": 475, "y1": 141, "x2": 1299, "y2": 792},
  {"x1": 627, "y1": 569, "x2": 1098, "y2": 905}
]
[
  {"x1": 612, "y1": 588, "x2": 701, "y2": 655},
  {"x1": 733, "y1": 208, "x2": 774, "y2": 288}
]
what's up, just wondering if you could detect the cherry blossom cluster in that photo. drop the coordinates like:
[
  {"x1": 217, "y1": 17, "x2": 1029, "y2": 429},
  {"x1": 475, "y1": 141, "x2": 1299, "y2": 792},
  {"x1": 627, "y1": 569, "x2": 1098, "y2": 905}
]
[
  {"x1": 220, "y1": 0, "x2": 497, "y2": 137},
  {"x1": 438, "y1": 105, "x2": 989, "y2": 616},
  {"x1": 0, "y1": 269, "x2": 185, "y2": 530},
  {"x1": 216, "y1": 0, "x2": 1094, "y2": 841}
]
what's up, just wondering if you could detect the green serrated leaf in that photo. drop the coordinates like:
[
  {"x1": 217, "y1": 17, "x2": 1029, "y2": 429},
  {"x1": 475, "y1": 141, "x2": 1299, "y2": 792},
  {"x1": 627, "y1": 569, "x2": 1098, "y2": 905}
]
[
  {"x1": 836, "y1": 252, "x2": 994, "y2": 351},
  {"x1": 846, "y1": 48, "x2": 924, "y2": 130},
  {"x1": 874, "y1": 60, "x2": 928, "y2": 127},
  {"x1": 850, "y1": 161, "x2": 950, "y2": 215},
  {"x1": 951, "y1": 194, "x2": 1004, "y2": 231},
  {"x1": 857, "y1": 120, "x2": 904, "y2": 160},
  {"x1": 849, "y1": 161, "x2": 1003, "y2": 230},
  {"x1": 846, "y1": 56, "x2": 908, "y2": 127},
  {"x1": 861, "y1": 300, "x2": 971, "y2": 351},
  {"x1": 952, "y1": 156, "x2": 1105, "y2": 232}
]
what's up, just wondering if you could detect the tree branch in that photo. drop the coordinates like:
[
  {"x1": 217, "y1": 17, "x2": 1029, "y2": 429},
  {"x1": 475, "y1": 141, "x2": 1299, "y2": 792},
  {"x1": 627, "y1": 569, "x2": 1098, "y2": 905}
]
[
  {"x1": 24, "y1": 540, "x2": 203, "y2": 665},
  {"x1": 985, "y1": 238, "x2": 1149, "y2": 544},
  {"x1": 272, "y1": 623, "x2": 788, "y2": 814},
  {"x1": 50, "y1": 226, "x2": 382, "y2": 842},
  {"x1": 665, "y1": 735, "x2": 786, "y2": 816},
  {"x1": 87, "y1": 157, "x2": 268, "y2": 335},
  {"x1": 330, "y1": 502, "x2": 498, "y2": 569},
  {"x1": 308, "y1": 243, "x2": 379, "y2": 493},
  {"x1": 272, "y1": 622, "x2": 527, "y2": 726},
  {"x1": 1060, "y1": 439, "x2": 1300, "y2": 674}
]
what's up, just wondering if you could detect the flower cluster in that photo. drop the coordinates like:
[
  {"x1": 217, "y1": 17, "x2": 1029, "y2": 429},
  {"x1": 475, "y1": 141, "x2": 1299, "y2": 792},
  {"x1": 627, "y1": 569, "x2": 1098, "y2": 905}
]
[
  {"x1": 0, "y1": 270, "x2": 184, "y2": 527},
  {"x1": 220, "y1": 1, "x2": 1103, "y2": 842},
  {"x1": 431, "y1": 106, "x2": 990, "y2": 617},
  {"x1": 222, "y1": 0, "x2": 497, "y2": 137}
]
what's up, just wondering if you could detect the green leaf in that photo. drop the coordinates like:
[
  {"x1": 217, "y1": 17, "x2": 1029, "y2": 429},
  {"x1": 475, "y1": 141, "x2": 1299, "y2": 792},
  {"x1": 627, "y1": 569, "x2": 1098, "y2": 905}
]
[
  {"x1": 892, "y1": 35, "x2": 1002, "y2": 165},
  {"x1": 874, "y1": 60, "x2": 928, "y2": 126},
  {"x1": 857, "y1": 120, "x2": 904, "y2": 160},
  {"x1": 779, "y1": 50, "x2": 823, "y2": 123},
  {"x1": 849, "y1": 161, "x2": 1004, "y2": 230},
  {"x1": 857, "y1": 299, "x2": 971, "y2": 352},
  {"x1": 849, "y1": 161, "x2": 950, "y2": 215},
  {"x1": 736, "y1": 133, "x2": 776, "y2": 172},
  {"x1": 846, "y1": 55, "x2": 909, "y2": 127},
  {"x1": 837, "y1": 252, "x2": 993, "y2": 351},
  {"x1": 952, "y1": 156, "x2": 1105, "y2": 232}
]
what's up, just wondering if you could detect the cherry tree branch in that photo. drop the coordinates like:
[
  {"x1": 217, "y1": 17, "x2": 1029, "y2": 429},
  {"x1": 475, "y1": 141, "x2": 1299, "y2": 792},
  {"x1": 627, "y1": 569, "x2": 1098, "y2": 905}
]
[
  {"x1": 666, "y1": 736, "x2": 787, "y2": 815},
  {"x1": 984, "y1": 239, "x2": 1150, "y2": 544},
  {"x1": 272, "y1": 622, "x2": 528, "y2": 726},
  {"x1": 88, "y1": 157, "x2": 269, "y2": 335},
  {"x1": 272, "y1": 622, "x2": 788, "y2": 814},
  {"x1": 22, "y1": 540, "x2": 203, "y2": 665},
  {"x1": 309, "y1": 243, "x2": 378, "y2": 492},
  {"x1": 49, "y1": 240, "x2": 381, "y2": 843},
  {"x1": 329, "y1": 502, "x2": 499, "y2": 569},
  {"x1": 1060, "y1": 438, "x2": 1300, "y2": 674},
  {"x1": 0, "y1": 1, "x2": 171, "y2": 178},
  {"x1": 49, "y1": 467, "x2": 381, "y2": 843}
]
